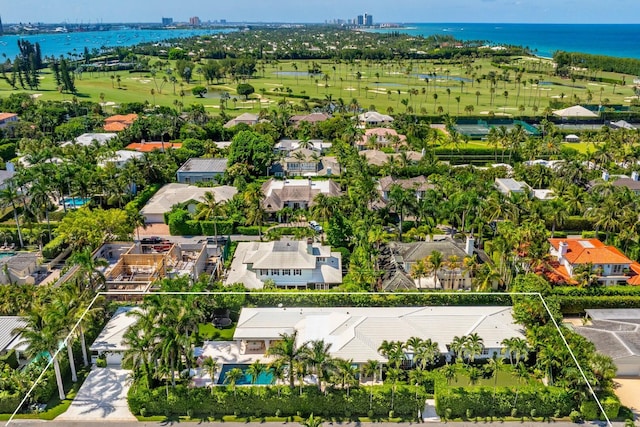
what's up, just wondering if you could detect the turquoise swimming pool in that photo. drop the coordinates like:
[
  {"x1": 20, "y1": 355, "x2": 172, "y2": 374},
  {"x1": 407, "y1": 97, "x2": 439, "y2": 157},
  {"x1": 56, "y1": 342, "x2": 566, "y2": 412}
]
[
  {"x1": 62, "y1": 197, "x2": 90, "y2": 208},
  {"x1": 0, "y1": 252, "x2": 15, "y2": 259},
  {"x1": 217, "y1": 364, "x2": 274, "y2": 385}
]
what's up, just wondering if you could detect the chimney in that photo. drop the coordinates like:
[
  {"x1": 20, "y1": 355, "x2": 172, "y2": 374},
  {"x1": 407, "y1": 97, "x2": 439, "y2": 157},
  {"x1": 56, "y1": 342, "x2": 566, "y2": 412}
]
[
  {"x1": 465, "y1": 235, "x2": 475, "y2": 256},
  {"x1": 307, "y1": 237, "x2": 314, "y2": 254},
  {"x1": 602, "y1": 171, "x2": 609, "y2": 181},
  {"x1": 632, "y1": 171, "x2": 639, "y2": 182},
  {"x1": 558, "y1": 241, "x2": 568, "y2": 261}
]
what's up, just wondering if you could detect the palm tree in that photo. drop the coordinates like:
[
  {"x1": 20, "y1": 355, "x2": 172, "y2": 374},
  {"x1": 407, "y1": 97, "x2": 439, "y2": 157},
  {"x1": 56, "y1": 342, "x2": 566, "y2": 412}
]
[
  {"x1": 361, "y1": 359, "x2": 380, "y2": 409},
  {"x1": 414, "y1": 338, "x2": 440, "y2": 370},
  {"x1": 301, "y1": 413, "x2": 323, "y2": 427},
  {"x1": 0, "y1": 183, "x2": 24, "y2": 247},
  {"x1": 449, "y1": 336, "x2": 467, "y2": 363},
  {"x1": 303, "y1": 339, "x2": 333, "y2": 391},
  {"x1": 224, "y1": 367, "x2": 244, "y2": 396},
  {"x1": 464, "y1": 333, "x2": 485, "y2": 363},
  {"x1": 244, "y1": 183, "x2": 266, "y2": 240},
  {"x1": 442, "y1": 363, "x2": 457, "y2": 385},
  {"x1": 68, "y1": 248, "x2": 108, "y2": 291},
  {"x1": 425, "y1": 250, "x2": 444, "y2": 289},
  {"x1": 333, "y1": 358, "x2": 358, "y2": 396},
  {"x1": 195, "y1": 191, "x2": 225, "y2": 242},
  {"x1": 201, "y1": 356, "x2": 219, "y2": 390},
  {"x1": 17, "y1": 302, "x2": 66, "y2": 400},
  {"x1": 266, "y1": 332, "x2": 303, "y2": 388},
  {"x1": 246, "y1": 359, "x2": 266, "y2": 385}
]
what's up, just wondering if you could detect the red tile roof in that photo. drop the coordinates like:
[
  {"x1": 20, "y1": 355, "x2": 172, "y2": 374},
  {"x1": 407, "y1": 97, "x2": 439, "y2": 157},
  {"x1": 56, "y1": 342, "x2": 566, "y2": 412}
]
[
  {"x1": 104, "y1": 122, "x2": 128, "y2": 132},
  {"x1": 125, "y1": 142, "x2": 182, "y2": 153},
  {"x1": 0, "y1": 112, "x2": 18, "y2": 121},
  {"x1": 549, "y1": 238, "x2": 632, "y2": 265},
  {"x1": 105, "y1": 113, "x2": 138, "y2": 124}
]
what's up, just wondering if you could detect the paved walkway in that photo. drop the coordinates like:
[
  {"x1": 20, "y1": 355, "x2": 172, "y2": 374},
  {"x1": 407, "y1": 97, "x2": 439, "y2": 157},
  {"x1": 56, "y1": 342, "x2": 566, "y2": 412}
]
[{"x1": 55, "y1": 368, "x2": 136, "y2": 422}]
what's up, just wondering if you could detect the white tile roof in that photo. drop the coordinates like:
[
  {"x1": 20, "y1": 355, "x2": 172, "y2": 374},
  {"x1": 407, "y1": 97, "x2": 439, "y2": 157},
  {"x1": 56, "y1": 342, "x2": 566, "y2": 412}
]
[
  {"x1": 235, "y1": 306, "x2": 524, "y2": 363},
  {"x1": 90, "y1": 307, "x2": 142, "y2": 352},
  {"x1": 140, "y1": 183, "x2": 237, "y2": 217},
  {"x1": 0, "y1": 316, "x2": 26, "y2": 353}
]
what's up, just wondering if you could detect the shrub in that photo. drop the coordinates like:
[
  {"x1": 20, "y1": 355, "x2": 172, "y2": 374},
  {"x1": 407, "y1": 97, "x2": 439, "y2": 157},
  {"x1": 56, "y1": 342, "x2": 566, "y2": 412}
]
[
  {"x1": 42, "y1": 235, "x2": 68, "y2": 259},
  {"x1": 0, "y1": 349, "x2": 18, "y2": 369},
  {"x1": 235, "y1": 226, "x2": 261, "y2": 235}
]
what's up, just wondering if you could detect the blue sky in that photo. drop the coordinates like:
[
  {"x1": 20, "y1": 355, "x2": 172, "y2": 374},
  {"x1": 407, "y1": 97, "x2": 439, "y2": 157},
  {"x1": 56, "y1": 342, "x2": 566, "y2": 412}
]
[{"x1": 2, "y1": 0, "x2": 639, "y2": 24}]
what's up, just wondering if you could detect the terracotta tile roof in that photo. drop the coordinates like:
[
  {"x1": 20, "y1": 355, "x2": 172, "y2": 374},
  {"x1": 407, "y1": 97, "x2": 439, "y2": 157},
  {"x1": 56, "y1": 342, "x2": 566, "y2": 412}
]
[
  {"x1": 549, "y1": 238, "x2": 632, "y2": 265},
  {"x1": 125, "y1": 142, "x2": 182, "y2": 153},
  {"x1": 628, "y1": 262, "x2": 640, "y2": 285},
  {"x1": 104, "y1": 122, "x2": 128, "y2": 132},
  {"x1": 105, "y1": 113, "x2": 138, "y2": 124},
  {"x1": 0, "y1": 113, "x2": 18, "y2": 121}
]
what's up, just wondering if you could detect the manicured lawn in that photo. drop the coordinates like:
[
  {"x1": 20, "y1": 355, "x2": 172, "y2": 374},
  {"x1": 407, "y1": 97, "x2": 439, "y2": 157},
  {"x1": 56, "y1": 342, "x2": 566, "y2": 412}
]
[
  {"x1": 199, "y1": 322, "x2": 236, "y2": 341},
  {"x1": 449, "y1": 369, "x2": 529, "y2": 388},
  {"x1": 0, "y1": 57, "x2": 635, "y2": 119}
]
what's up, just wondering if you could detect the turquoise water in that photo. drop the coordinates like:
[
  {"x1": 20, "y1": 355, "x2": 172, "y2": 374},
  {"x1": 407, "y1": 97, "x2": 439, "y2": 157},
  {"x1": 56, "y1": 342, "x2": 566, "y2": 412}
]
[
  {"x1": 217, "y1": 364, "x2": 274, "y2": 385},
  {"x1": 0, "y1": 252, "x2": 15, "y2": 259},
  {"x1": 0, "y1": 28, "x2": 235, "y2": 58},
  {"x1": 369, "y1": 24, "x2": 640, "y2": 59},
  {"x1": 62, "y1": 197, "x2": 90, "y2": 208}
]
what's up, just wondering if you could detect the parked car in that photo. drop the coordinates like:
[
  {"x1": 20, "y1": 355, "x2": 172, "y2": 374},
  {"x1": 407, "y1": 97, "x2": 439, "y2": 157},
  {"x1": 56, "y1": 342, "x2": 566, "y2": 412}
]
[{"x1": 309, "y1": 221, "x2": 323, "y2": 233}]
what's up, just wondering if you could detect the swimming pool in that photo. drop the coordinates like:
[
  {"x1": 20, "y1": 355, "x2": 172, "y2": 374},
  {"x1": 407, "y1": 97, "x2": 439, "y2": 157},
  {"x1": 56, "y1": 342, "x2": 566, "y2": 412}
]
[
  {"x1": 0, "y1": 252, "x2": 15, "y2": 259},
  {"x1": 62, "y1": 197, "x2": 90, "y2": 208},
  {"x1": 217, "y1": 363, "x2": 274, "y2": 385}
]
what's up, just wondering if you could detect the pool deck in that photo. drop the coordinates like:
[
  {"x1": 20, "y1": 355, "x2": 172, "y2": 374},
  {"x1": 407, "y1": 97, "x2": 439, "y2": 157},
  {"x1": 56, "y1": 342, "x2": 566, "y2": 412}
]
[{"x1": 201, "y1": 341, "x2": 271, "y2": 365}]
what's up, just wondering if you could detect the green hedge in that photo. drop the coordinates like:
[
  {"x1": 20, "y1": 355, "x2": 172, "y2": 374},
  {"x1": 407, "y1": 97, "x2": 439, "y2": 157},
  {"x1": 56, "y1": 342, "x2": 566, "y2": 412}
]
[
  {"x1": 200, "y1": 220, "x2": 234, "y2": 236},
  {"x1": 235, "y1": 226, "x2": 261, "y2": 235},
  {"x1": 580, "y1": 394, "x2": 620, "y2": 420},
  {"x1": 435, "y1": 385, "x2": 574, "y2": 419},
  {"x1": 0, "y1": 350, "x2": 18, "y2": 369},
  {"x1": 560, "y1": 216, "x2": 595, "y2": 232},
  {"x1": 0, "y1": 143, "x2": 16, "y2": 162},
  {"x1": 125, "y1": 184, "x2": 161, "y2": 212},
  {"x1": 552, "y1": 286, "x2": 640, "y2": 297},
  {"x1": 556, "y1": 295, "x2": 640, "y2": 314},
  {"x1": 128, "y1": 383, "x2": 429, "y2": 419},
  {"x1": 0, "y1": 391, "x2": 21, "y2": 413},
  {"x1": 241, "y1": 291, "x2": 512, "y2": 308},
  {"x1": 41, "y1": 235, "x2": 68, "y2": 259}
]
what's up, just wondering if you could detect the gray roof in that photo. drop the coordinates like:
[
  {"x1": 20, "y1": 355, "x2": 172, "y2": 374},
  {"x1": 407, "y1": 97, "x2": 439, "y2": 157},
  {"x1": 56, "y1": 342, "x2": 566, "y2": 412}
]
[
  {"x1": 177, "y1": 158, "x2": 228, "y2": 174},
  {"x1": 392, "y1": 239, "x2": 469, "y2": 263},
  {"x1": 574, "y1": 309, "x2": 640, "y2": 360},
  {"x1": 0, "y1": 252, "x2": 37, "y2": 272},
  {"x1": 0, "y1": 170, "x2": 15, "y2": 185},
  {"x1": 495, "y1": 178, "x2": 528, "y2": 192},
  {"x1": 611, "y1": 177, "x2": 640, "y2": 191},
  {"x1": 0, "y1": 316, "x2": 26, "y2": 352}
]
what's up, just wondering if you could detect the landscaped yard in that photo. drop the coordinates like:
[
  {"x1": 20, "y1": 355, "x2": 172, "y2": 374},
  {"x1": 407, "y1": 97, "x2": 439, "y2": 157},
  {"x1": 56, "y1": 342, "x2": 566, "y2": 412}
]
[
  {"x1": 448, "y1": 368, "x2": 532, "y2": 388},
  {"x1": 199, "y1": 322, "x2": 236, "y2": 341}
]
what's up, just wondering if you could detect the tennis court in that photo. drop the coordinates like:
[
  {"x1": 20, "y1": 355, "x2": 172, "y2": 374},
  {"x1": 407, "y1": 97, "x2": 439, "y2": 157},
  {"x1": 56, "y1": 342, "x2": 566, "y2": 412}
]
[{"x1": 454, "y1": 120, "x2": 540, "y2": 138}]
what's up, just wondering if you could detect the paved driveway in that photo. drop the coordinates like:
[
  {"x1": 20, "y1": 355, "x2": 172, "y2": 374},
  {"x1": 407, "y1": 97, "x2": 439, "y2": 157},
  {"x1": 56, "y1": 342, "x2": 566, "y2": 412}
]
[
  {"x1": 57, "y1": 368, "x2": 136, "y2": 421},
  {"x1": 615, "y1": 377, "x2": 640, "y2": 419}
]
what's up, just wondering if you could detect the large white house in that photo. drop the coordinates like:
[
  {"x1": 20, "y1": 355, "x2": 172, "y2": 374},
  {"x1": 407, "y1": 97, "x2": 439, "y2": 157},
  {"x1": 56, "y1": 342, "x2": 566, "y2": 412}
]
[
  {"x1": 90, "y1": 306, "x2": 141, "y2": 365},
  {"x1": 225, "y1": 240, "x2": 342, "y2": 290},
  {"x1": 233, "y1": 306, "x2": 524, "y2": 365}
]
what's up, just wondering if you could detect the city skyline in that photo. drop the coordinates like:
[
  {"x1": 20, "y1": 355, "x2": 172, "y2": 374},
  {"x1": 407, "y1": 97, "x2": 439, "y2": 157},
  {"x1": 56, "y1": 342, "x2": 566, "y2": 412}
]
[{"x1": 1, "y1": 0, "x2": 639, "y2": 24}]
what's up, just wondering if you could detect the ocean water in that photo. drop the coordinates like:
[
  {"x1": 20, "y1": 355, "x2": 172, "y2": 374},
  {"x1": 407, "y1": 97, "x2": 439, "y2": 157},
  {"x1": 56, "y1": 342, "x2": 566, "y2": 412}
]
[
  {"x1": 371, "y1": 23, "x2": 640, "y2": 59},
  {"x1": 0, "y1": 28, "x2": 234, "y2": 59}
]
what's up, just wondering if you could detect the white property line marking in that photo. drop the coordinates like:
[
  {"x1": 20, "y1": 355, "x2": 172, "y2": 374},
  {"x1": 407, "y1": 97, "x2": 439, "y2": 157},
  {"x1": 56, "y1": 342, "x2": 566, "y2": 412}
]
[{"x1": 5, "y1": 291, "x2": 611, "y2": 427}]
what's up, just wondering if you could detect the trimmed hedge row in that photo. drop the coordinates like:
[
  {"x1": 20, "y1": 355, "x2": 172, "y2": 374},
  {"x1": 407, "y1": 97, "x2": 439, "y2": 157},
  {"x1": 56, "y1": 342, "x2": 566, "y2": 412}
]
[
  {"x1": 125, "y1": 184, "x2": 161, "y2": 212},
  {"x1": 128, "y1": 384, "x2": 429, "y2": 419},
  {"x1": 435, "y1": 385, "x2": 575, "y2": 419},
  {"x1": 580, "y1": 394, "x2": 621, "y2": 421},
  {"x1": 555, "y1": 295, "x2": 640, "y2": 314},
  {"x1": 243, "y1": 291, "x2": 512, "y2": 308},
  {"x1": 552, "y1": 286, "x2": 640, "y2": 297}
]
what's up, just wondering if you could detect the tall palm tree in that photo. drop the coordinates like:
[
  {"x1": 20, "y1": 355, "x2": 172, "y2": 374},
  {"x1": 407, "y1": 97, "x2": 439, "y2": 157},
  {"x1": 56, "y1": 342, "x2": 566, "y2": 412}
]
[
  {"x1": 361, "y1": 359, "x2": 381, "y2": 408},
  {"x1": 0, "y1": 183, "x2": 25, "y2": 247},
  {"x1": 224, "y1": 367, "x2": 244, "y2": 396},
  {"x1": 425, "y1": 250, "x2": 444, "y2": 289},
  {"x1": 244, "y1": 183, "x2": 266, "y2": 240},
  {"x1": 303, "y1": 340, "x2": 333, "y2": 391},
  {"x1": 332, "y1": 358, "x2": 358, "y2": 396},
  {"x1": 449, "y1": 335, "x2": 467, "y2": 363},
  {"x1": 266, "y1": 332, "x2": 303, "y2": 388},
  {"x1": 68, "y1": 248, "x2": 108, "y2": 291},
  {"x1": 17, "y1": 301, "x2": 66, "y2": 400},
  {"x1": 246, "y1": 359, "x2": 266, "y2": 385},
  {"x1": 201, "y1": 356, "x2": 219, "y2": 390},
  {"x1": 464, "y1": 333, "x2": 485, "y2": 364}
]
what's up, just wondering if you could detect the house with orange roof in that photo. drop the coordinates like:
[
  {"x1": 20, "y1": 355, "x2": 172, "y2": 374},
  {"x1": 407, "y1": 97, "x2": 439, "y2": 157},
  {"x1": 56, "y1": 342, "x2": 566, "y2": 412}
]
[
  {"x1": 0, "y1": 113, "x2": 18, "y2": 128},
  {"x1": 125, "y1": 141, "x2": 182, "y2": 153},
  {"x1": 104, "y1": 114, "x2": 138, "y2": 132},
  {"x1": 549, "y1": 238, "x2": 640, "y2": 286}
]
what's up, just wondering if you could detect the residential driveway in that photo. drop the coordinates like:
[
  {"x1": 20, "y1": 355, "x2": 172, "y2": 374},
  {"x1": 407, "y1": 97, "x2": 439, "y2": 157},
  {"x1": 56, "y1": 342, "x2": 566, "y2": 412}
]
[
  {"x1": 56, "y1": 368, "x2": 136, "y2": 421},
  {"x1": 615, "y1": 377, "x2": 640, "y2": 419}
]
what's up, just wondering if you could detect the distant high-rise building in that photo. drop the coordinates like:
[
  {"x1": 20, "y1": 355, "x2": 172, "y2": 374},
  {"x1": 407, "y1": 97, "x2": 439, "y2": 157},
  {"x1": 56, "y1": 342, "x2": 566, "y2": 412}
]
[
  {"x1": 356, "y1": 15, "x2": 364, "y2": 26},
  {"x1": 161, "y1": 17, "x2": 173, "y2": 26},
  {"x1": 365, "y1": 13, "x2": 373, "y2": 26},
  {"x1": 189, "y1": 16, "x2": 201, "y2": 25},
  {"x1": 220, "y1": 19, "x2": 227, "y2": 24},
  {"x1": 0, "y1": 16, "x2": 3, "y2": 35}
]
